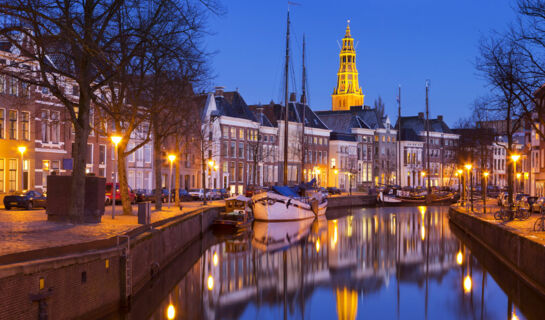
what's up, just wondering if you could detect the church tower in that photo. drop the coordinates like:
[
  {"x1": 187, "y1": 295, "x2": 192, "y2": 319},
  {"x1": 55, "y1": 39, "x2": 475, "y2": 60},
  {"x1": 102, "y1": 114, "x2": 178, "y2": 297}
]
[{"x1": 332, "y1": 21, "x2": 364, "y2": 111}]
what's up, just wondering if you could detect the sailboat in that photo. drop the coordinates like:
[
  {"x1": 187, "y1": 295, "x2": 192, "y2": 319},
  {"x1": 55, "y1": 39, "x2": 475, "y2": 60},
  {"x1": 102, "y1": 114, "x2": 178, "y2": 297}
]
[{"x1": 251, "y1": 11, "x2": 327, "y2": 221}]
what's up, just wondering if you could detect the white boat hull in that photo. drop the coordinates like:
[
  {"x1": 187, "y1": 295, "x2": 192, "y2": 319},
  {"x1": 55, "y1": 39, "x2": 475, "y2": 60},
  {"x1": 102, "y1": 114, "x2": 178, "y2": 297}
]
[
  {"x1": 252, "y1": 219, "x2": 315, "y2": 252},
  {"x1": 251, "y1": 192, "x2": 327, "y2": 221}
]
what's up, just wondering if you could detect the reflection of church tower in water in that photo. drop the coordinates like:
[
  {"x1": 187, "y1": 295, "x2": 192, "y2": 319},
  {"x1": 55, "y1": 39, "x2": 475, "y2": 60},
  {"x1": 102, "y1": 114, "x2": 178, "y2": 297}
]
[
  {"x1": 336, "y1": 287, "x2": 358, "y2": 320},
  {"x1": 332, "y1": 21, "x2": 364, "y2": 111}
]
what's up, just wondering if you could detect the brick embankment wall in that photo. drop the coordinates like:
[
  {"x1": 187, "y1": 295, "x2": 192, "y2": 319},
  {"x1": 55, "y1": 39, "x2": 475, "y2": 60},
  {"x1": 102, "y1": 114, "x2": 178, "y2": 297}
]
[
  {"x1": 448, "y1": 206, "x2": 545, "y2": 299},
  {"x1": 449, "y1": 221, "x2": 545, "y2": 319},
  {"x1": 0, "y1": 206, "x2": 221, "y2": 320},
  {"x1": 327, "y1": 195, "x2": 376, "y2": 208}
]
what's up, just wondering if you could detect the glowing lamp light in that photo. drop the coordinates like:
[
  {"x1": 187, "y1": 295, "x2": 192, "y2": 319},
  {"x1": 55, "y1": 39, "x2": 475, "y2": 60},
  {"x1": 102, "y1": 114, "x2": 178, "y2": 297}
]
[
  {"x1": 511, "y1": 311, "x2": 519, "y2": 320},
  {"x1": 214, "y1": 165, "x2": 219, "y2": 171},
  {"x1": 516, "y1": 173, "x2": 521, "y2": 179},
  {"x1": 463, "y1": 275, "x2": 472, "y2": 293},
  {"x1": 421, "y1": 225, "x2": 426, "y2": 241},
  {"x1": 455, "y1": 172, "x2": 459, "y2": 177},
  {"x1": 207, "y1": 275, "x2": 214, "y2": 291},
  {"x1": 524, "y1": 172, "x2": 529, "y2": 179},
  {"x1": 483, "y1": 171, "x2": 489, "y2": 178},
  {"x1": 421, "y1": 171, "x2": 426, "y2": 177},
  {"x1": 18, "y1": 146, "x2": 26, "y2": 154},
  {"x1": 208, "y1": 159, "x2": 215, "y2": 167},
  {"x1": 110, "y1": 135, "x2": 122, "y2": 145},
  {"x1": 456, "y1": 251, "x2": 463, "y2": 265},
  {"x1": 334, "y1": 169, "x2": 338, "y2": 175},
  {"x1": 315, "y1": 238, "x2": 321, "y2": 253},
  {"x1": 213, "y1": 252, "x2": 218, "y2": 267},
  {"x1": 511, "y1": 154, "x2": 521, "y2": 162},
  {"x1": 464, "y1": 164, "x2": 472, "y2": 171},
  {"x1": 457, "y1": 169, "x2": 463, "y2": 175},
  {"x1": 168, "y1": 154, "x2": 176, "y2": 162},
  {"x1": 166, "y1": 304, "x2": 176, "y2": 320}
]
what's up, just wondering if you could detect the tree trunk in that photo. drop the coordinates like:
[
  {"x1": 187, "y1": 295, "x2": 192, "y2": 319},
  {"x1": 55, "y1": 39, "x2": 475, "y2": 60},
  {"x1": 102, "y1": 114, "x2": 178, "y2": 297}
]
[
  {"x1": 70, "y1": 122, "x2": 90, "y2": 222},
  {"x1": 153, "y1": 134, "x2": 163, "y2": 210},
  {"x1": 175, "y1": 135, "x2": 181, "y2": 207},
  {"x1": 202, "y1": 141, "x2": 207, "y2": 205},
  {"x1": 118, "y1": 141, "x2": 132, "y2": 215}
]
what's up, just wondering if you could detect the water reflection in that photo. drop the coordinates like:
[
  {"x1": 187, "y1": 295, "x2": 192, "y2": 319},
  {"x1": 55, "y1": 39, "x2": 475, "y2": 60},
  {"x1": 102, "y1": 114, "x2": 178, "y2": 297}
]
[{"x1": 136, "y1": 206, "x2": 545, "y2": 320}]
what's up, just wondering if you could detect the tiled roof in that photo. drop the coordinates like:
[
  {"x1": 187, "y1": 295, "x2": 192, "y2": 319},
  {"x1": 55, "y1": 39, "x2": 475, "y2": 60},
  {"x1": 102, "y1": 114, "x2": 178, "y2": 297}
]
[
  {"x1": 315, "y1": 106, "x2": 385, "y2": 130},
  {"x1": 214, "y1": 91, "x2": 257, "y2": 122},
  {"x1": 395, "y1": 115, "x2": 453, "y2": 141},
  {"x1": 255, "y1": 102, "x2": 329, "y2": 130},
  {"x1": 330, "y1": 131, "x2": 357, "y2": 141}
]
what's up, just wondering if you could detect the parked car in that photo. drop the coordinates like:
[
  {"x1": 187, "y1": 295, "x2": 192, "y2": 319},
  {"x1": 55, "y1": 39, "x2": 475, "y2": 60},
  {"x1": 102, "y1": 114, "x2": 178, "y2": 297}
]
[
  {"x1": 149, "y1": 188, "x2": 169, "y2": 203},
  {"x1": 188, "y1": 189, "x2": 212, "y2": 200},
  {"x1": 209, "y1": 189, "x2": 222, "y2": 200},
  {"x1": 105, "y1": 183, "x2": 136, "y2": 205},
  {"x1": 4, "y1": 190, "x2": 47, "y2": 210},
  {"x1": 532, "y1": 197, "x2": 545, "y2": 213},
  {"x1": 219, "y1": 188, "x2": 230, "y2": 199},
  {"x1": 245, "y1": 185, "x2": 264, "y2": 197},
  {"x1": 134, "y1": 189, "x2": 154, "y2": 202},
  {"x1": 178, "y1": 189, "x2": 193, "y2": 202},
  {"x1": 327, "y1": 187, "x2": 342, "y2": 195}
]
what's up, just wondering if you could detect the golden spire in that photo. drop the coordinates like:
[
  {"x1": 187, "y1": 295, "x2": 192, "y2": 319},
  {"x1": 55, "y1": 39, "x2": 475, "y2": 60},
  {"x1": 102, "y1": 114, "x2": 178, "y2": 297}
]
[{"x1": 332, "y1": 20, "x2": 364, "y2": 111}]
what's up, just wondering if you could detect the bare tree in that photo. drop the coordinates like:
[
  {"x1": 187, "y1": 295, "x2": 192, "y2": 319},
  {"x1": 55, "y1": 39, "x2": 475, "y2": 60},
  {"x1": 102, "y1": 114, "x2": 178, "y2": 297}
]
[
  {"x1": 374, "y1": 96, "x2": 385, "y2": 120},
  {"x1": 0, "y1": 0, "x2": 219, "y2": 220}
]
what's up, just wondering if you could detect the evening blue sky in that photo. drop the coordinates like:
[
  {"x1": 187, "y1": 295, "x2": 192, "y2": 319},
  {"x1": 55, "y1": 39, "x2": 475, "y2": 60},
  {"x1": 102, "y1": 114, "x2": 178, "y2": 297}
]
[{"x1": 206, "y1": 1, "x2": 516, "y2": 126}]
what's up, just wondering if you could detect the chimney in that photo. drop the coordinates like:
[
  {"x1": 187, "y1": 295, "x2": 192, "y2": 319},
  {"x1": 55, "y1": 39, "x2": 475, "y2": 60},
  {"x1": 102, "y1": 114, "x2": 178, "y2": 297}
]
[
  {"x1": 437, "y1": 115, "x2": 443, "y2": 121},
  {"x1": 214, "y1": 86, "x2": 224, "y2": 98},
  {"x1": 289, "y1": 92, "x2": 297, "y2": 102},
  {"x1": 418, "y1": 112, "x2": 424, "y2": 119}
]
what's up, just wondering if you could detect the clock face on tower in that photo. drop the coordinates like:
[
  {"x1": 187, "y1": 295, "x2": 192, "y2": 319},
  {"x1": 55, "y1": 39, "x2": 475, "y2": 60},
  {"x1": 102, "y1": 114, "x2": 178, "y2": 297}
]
[{"x1": 332, "y1": 21, "x2": 364, "y2": 111}]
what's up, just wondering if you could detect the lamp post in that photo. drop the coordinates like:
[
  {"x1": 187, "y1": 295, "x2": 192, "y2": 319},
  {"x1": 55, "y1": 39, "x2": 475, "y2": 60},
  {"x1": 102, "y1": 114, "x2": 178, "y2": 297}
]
[
  {"x1": 464, "y1": 164, "x2": 472, "y2": 213},
  {"x1": 421, "y1": 171, "x2": 426, "y2": 188},
  {"x1": 483, "y1": 171, "x2": 489, "y2": 215},
  {"x1": 457, "y1": 169, "x2": 463, "y2": 205},
  {"x1": 110, "y1": 135, "x2": 122, "y2": 219},
  {"x1": 168, "y1": 154, "x2": 176, "y2": 208},
  {"x1": 18, "y1": 146, "x2": 26, "y2": 191},
  {"x1": 333, "y1": 166, "x2": 338, "y2": 189},
  {"x1": 511, "y1": 154, "x2": 520, "y2": 205}
]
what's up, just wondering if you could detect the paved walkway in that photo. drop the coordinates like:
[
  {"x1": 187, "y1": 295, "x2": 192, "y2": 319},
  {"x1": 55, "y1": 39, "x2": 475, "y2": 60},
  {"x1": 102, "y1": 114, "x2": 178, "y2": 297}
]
[
  {"x1": 452, "y1": 199, "x2": 545, "y2": 246},
  {"x1": 0, "y1": 201, "x2": 224, "y2": 257}
]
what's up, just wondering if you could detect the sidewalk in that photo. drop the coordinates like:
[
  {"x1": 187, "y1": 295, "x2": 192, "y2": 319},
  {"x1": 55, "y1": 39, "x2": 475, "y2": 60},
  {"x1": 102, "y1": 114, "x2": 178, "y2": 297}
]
[
  {"x1": 0, "y1": 201, "x2": 224, "y2": 257},
  {"x1": 452, "y1": 199, "x2": 545, "y2": 247}
]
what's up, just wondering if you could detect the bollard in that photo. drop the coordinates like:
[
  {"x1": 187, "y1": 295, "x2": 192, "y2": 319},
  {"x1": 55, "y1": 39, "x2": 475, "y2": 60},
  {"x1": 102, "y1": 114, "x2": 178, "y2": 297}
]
[{"x1": 138, "y1": 201, "x2": 151, "y2": 224}]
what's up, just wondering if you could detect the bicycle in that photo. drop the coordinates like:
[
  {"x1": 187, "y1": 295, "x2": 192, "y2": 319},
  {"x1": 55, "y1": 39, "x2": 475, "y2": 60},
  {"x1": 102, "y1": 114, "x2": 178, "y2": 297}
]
[
  {"x1": 534, "y1": 206, "x2": 545, "y2": 231},
  {"x1": 494, "y1": 204, "x2": 531, "y2": 222},
  {"x1": 494, "y1": 206, "x2": 513, "y2": 222}
]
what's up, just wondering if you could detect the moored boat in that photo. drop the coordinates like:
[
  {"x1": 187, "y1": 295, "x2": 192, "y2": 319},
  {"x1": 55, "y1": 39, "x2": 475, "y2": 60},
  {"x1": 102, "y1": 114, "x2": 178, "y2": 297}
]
[{"x1": 251, "y1": 186, "x2": 327, "y2": 221}]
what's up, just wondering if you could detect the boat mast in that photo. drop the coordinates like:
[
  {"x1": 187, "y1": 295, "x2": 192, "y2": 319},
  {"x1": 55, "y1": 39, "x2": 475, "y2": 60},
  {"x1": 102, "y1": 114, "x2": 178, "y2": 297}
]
[
  {"x1": 283, "y1": 10, "x2": 290, "y2": 185},
  {"x1": 397, "y1": 85, "x2": 401, "y2": 186},
  {"x1": 300, "y1": 34, "x2": 307, "y2": 184},
  {"x1": 426, "y1": 80, "x2": 431, "y2": 202}
]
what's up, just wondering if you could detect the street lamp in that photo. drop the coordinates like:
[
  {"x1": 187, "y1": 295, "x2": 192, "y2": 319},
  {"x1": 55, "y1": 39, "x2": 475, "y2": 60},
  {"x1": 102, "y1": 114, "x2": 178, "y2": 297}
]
[
  {"x1": 483, "y1": 171, "x2": 489, "y2": 214},
  {"x1": 18, "y1": 146, "x2": 26, "y2": 191},
  {"x1": 464, "y1": 164, "x2": 473, "y2": 213},
  {"x1": 421, "y1": 171, "x2": 426, "y2": 188},
  {"x1": 511, "y1": 154, "x2": 520, "y2": 205},
  {"x1": 110, "y1": 135, "x2": 122, "y2": 219},
  {"x1": 457, "y1": 169, "x2": 463, "y2": 205},
  {"x1": 168, "y1": 154, "x2": 176, "y2": 208}
]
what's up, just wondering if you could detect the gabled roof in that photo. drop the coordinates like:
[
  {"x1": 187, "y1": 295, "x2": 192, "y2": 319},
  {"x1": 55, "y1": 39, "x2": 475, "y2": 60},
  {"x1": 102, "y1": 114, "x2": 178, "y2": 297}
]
[
  {"x1": 248, "y1": 105, "x2": 274, "y2": 127},
  {"x1": 214, "y1": 91, "x2": 257, "y2": 122},
  {"x1": 254, "y1": 102, "x2": 329, "y2": 130},
  {"x1": 395, "y1": 115, "x2": 453, "y2": 141},
  {"x1": 315, "y1": 106, "x2": 386, "y2": 131},
  {"x1": 330, "y1": 131, "x2": 357, "y2": 142}
]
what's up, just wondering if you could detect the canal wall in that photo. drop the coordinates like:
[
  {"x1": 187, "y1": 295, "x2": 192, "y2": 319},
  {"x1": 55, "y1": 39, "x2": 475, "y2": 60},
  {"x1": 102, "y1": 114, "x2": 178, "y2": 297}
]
[
  {"x1": 0, "y1": 206, "x2": 221, "y2": 320},
  {"x1": 448, "y1": 207, "x2": 545, "y2": 299},
  {"x1": 327, "y1": 195, "x2": 376, "y2": 208}
]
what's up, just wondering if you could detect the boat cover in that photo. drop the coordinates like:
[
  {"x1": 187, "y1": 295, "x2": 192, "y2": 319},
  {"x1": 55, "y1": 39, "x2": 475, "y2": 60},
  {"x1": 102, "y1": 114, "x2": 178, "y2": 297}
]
[
  {"x1": 226, "y1": 195, "x2": 251, "y2": 202},
  {"x1": 272, "y1": 186, "x2": 299, "y2": 197}
]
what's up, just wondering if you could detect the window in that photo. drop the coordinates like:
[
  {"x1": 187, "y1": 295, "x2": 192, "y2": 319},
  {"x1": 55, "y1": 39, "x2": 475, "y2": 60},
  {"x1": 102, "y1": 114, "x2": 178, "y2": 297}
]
[
  {"x1": 136, "y1": 146, "x2": 143, "y2": 162},
  {"x1": 230, "y1": 142, "x2": 236, "y2": 158},
  {"x1": 128, "y1": 143, "x2": 135, "y2": 162},
  {"x1": 0, "y1": 109, "x2": 4, "y2": 139},
  {"x1": 239, "y1": 129, "x2": 244, "y2": 140},
  {"x1": 51, "y1": 112, "x2": 60, "y2": 143},
  {"x1": 8, "y1": 110, "x2": 17, "y2": 139},
  {"x1": 136, "y1": 171, "x2": 143, "y2": 189},
  {"x1": 8, "y1": 159, "x2": 16, "y2": 191},
  {"x1": 237, "y1": 162, "x2": 243, "y2": 182},
  {"x1": 72, "y1": 85, "x2": 79, "y2": 96},
  {"x1": 144, "y1": 172, "x2": 151, "y2": 190},
  {"x1": 21, "y1": 82, "x2": 30, "y2": 98},
  {"x1": 41, "y1": 86, "x2": 49, "y2": 94},
  {"x1": 41, "y1": 110, "x2": 49, "y2": 142},
  {"x1": 223, "y1": 141, "x2": 229, "y2": 157},
  {"x1": 230, "y1": 127, "x2": 236, "y2": 138},
  {"x1": 0, "y1": 76, "x2": 4, "y2": 93},
  {"x1": 21, "y1": 112, "x2": 29, "y2": 141},
  {"x1": 7, "y1": 77, "x2": 17, "y2": 96},
  {"x1": 238, "y1": 142, "x2": 244, "y2": 159},
  {"x1": 128, "y1": 171, "x2": 135, "y2": 188},
  {"x1": 222, "y1": 126, "x2": 228, "y2": 138},
  {"x1": 99, "y1": 145, "x2": 106, "y2": 165},
  {"x1": 144, "y1": 144, "x2": 151, "y2": 163},
  {"x1": 86, "y1": 144, "x2": 93, "y2": 164},
  {"x1": 0, "y1": 159, "x2": 4, "y2": 192},
  {"x1": 229, "y1": 162, "x2": 235, "y2": 180}
]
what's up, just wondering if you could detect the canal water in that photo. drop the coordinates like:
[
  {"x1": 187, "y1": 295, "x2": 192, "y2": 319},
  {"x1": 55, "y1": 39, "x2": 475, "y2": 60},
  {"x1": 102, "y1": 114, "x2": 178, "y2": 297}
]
[{"x1": 120, "y1": 206, "x2": 545, "y2": 320}]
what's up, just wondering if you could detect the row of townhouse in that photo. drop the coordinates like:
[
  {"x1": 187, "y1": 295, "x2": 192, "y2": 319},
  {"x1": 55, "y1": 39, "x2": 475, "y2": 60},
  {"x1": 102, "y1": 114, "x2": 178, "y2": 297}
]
[
  {"x1": 173, "y1": 86, "x2": 464, "y2": 194},
  {"x1": 0, "y1": 42, "x2": 158, "y2": 198}
]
